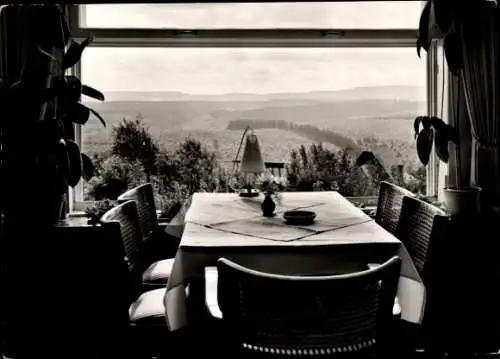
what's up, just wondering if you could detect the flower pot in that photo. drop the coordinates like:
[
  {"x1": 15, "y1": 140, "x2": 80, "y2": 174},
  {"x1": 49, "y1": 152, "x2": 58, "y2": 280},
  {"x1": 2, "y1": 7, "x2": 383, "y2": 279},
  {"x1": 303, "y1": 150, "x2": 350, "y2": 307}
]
[
  {"x1": 443, "y1": 187, "x2": 482, "y2": 215},
  {"x1": 261, "y1": 194, "x2": 276, "y2": 217}
]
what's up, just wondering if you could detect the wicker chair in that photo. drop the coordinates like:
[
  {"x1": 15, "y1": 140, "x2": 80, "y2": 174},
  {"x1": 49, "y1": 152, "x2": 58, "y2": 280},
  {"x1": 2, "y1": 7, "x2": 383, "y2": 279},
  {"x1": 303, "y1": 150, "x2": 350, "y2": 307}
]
[
  {"x1": 118, "y1": 183, "x2": 180, "y2": 263},
  {"x1": 212, "y1": 256, "x2": 402, "y2": 358},
  {"x1": 101, "y1": 200, "x2": 173, "y2": 290},
  {"x1": 375, "y1": 181, "x2": 416, "y2": 237},
  {"x1": 396, "y1": 196, "x2": 447, "y2": 277},
  {"x1": 100, "y1": 201, "x2": 172, "y2": 358},
  {"x1": 118, "y1": 184, "x2": 159, "y2": 243},
  {"x1": 395, "y1": 196, "x2": 449, "y2": 355}
]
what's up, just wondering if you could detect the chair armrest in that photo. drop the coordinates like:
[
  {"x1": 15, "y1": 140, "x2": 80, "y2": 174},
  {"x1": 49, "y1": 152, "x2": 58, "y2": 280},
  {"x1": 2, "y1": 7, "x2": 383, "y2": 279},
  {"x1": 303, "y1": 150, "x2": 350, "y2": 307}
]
[{"x1": 205, "y1": 266, "x2": 222, "y2": 319}]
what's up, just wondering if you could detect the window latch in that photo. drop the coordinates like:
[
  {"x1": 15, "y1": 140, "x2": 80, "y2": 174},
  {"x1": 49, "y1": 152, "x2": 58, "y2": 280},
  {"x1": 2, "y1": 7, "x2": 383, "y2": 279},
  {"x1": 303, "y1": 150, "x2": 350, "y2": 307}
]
[
  {"x1": 322, "y1": 30, "x2": 345, "y2": 38},
  {"x1": 173, "y1": 30, "x2": 199, "y2": 37}
]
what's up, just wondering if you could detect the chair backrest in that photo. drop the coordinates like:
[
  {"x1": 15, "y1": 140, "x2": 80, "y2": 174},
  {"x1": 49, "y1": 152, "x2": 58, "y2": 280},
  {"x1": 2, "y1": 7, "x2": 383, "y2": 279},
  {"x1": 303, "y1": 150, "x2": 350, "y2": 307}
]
[
  {"x1": 216, "y1": 256, "x2": 401, "y2": 356},
  {"x1": 118, "y1": 183, "x2": 157, "y2": 243},
  {"x1": 101, "y1": 200, "x2": 143, "y2": 274},
  {"x1": 396, "y1": 196, "x2": 448, "y2": 276},
  {"x1": 375, "y1": 181, "x2": 416, "y2": 236}
]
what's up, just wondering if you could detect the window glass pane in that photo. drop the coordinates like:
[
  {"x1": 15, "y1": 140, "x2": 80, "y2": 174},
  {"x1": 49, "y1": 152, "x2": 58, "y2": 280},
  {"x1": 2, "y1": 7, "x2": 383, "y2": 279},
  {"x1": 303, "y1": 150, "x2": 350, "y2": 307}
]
[
  {"x1": 81, "y1": 47, "x2": 427, "y2": 213},
  {"x1": 80, "y1": 2, "x2": 422, "y2": 29}
]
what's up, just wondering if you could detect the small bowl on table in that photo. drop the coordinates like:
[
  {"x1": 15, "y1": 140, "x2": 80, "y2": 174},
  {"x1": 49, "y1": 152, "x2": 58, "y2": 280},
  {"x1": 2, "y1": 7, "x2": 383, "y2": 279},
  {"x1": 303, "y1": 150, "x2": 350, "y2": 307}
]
[{"x1": 283, "y1": 210, "x2": 317, "y2": 225}]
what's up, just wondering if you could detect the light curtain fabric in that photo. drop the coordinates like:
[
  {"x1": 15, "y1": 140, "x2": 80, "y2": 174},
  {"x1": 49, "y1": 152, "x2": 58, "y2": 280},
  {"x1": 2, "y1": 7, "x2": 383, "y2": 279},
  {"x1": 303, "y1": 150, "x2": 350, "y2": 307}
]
[
  {"x1": 461, "y1": 3, "x2": 500, "y2": 208},
  {"x1": 164, "y1": 192, "x2": 426, "y2": 331}
]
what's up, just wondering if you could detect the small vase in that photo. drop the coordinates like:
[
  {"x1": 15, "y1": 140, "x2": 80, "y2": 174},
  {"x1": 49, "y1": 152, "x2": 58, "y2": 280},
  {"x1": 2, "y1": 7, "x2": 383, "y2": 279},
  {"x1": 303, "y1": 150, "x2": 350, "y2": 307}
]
[{"x1": 261, "y1": 193, "x2": 276, "y2": 217}]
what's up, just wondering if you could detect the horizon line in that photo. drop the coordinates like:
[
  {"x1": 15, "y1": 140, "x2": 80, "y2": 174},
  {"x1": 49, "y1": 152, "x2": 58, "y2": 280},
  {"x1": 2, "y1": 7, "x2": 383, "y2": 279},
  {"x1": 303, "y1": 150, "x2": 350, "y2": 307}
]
[{"x1": 100, "y1": 85, "x2": 422, "y2": 96}]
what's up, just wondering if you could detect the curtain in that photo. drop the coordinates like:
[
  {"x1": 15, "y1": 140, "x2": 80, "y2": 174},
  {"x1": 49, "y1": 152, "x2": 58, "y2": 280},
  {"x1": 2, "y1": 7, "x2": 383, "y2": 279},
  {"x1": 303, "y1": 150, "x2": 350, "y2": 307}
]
[
  {"x1": 0, "y1": 6, "x2": 29, "y2": 358},
  {"x1": 461, "y1": 3, "x2": 500, "y2": 209},
  {"x1": 448, "y1": 71, "x2": 472, "y2": 189},
  {"x1": 0, "y1": 5, "x2": 68, "y2": 358}
]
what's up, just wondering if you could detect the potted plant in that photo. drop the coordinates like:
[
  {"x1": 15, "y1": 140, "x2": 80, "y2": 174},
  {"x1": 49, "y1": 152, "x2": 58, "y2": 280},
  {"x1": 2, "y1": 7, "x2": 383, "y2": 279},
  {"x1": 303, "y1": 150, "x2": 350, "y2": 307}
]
[
  {"x1": 413, "y1": 115, "x2": 481, "y2": 214},
  {"x1": 0, "y1": 4, "x2": 106, "y2": 224},
  {"x1": 255, "y1": 171, "x2": 287, "y2": 217},
  {"x1": 415, "y1": 0, "x2": 495, "y2": 214},
  {"x1": 84, "y1": 199, "x2": 116, "y2": 225}
]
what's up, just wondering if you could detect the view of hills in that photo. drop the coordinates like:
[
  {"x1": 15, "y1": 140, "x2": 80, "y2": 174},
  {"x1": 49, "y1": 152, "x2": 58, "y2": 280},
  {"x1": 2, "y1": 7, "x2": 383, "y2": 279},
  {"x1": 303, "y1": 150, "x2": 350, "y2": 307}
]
[
  {"x1": 82, "y1": 85, "x2": 426, "y2": 169},
  {"x1": 95, "y1": 85, "x2": 424, "y2": 102}
]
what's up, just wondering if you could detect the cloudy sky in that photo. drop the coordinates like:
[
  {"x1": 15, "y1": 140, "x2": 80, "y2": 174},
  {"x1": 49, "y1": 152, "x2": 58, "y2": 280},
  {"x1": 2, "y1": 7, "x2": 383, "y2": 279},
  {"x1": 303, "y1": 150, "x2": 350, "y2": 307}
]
[
  {"x1": 80, "y1": 2, "x2": 425, "y2": 95},
  {"x1": 82, "y1": 2, "x2": 421, "y2": 29}
]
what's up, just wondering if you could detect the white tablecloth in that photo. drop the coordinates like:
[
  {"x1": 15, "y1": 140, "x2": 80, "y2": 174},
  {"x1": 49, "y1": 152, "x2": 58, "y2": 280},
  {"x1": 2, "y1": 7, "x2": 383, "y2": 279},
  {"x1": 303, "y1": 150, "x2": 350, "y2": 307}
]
[{"x1": 164, "y1": 191, "x2": 426, "y2": 330}]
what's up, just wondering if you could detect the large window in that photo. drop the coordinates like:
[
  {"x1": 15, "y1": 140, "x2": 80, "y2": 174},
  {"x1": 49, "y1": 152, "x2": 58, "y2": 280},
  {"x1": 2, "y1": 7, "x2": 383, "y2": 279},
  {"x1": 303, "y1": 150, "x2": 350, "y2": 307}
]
[{"x1": 70, "y1": 2, "x2": 433, "y2": 214}]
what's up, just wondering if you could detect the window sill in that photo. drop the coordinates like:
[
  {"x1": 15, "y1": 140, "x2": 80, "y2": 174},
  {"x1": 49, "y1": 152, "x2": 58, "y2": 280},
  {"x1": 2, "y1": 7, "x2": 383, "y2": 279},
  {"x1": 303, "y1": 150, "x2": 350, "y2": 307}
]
[
  {"x1": 67, "y1": 211, "x2": 86, "y2": 218},
  {"x1": 67, "y1": 209, "x2": 173, "y2": 222},
  {"x1": 70, "y1": 196, "x2": 379, "y2": 218}
]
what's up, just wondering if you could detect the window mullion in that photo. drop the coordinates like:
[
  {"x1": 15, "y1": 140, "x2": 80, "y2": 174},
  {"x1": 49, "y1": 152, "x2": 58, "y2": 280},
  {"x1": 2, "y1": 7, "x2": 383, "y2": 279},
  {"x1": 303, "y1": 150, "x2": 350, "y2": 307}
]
[
  {"x1": 69, "y1": 61, "x2": 84, "y2": 212},
  {"x1": 72, "y1": 28, "x2": 418, "y2": 48},
  {"x1": 426, "y1": 41, "x2": 440, "y2": 197}
]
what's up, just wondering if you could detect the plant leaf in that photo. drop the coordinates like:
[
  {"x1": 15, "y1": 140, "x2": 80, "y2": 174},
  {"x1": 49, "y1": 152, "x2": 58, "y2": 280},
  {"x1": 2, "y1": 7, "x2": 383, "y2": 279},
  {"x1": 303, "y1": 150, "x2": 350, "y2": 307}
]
[
  {"x1": 82, "y1": 85, "x2": 105, "y2": 101},
  {"x1": 61, "y1": 117, "x2": 75, "y2": 141},
  {"x1": 89, "y1": 108, "x2": 107, "y2": 127},
  {"x1": 414, "y1": 116, "x2": 427, "y2": 138},
  {"x1": 65, "y1": 75, "x2": 83, "y2": 92},
  {"x1": 434, "y1": 129, "x2": 449, "y2": 163},
  {"x1": 81, "y1": 153, "x2": 96, "y2": 181},
  {"x1": 421, "y1": 116, "x2": 432, "y2": 131},
  {"x1": 67, "y1": 103, "x2": 90, "y2": 125},
  {"x1": 415, "y1": 116, "x2": 433, "y2": 134},
  {"x1": 35, "y1": 118, "x2": 64, "y2": 143},
  {"x1": 61, "y1": 75, "x2": 83, "y2": 104},
  {"x1": 63, "y1": 36, "x2": 94, "y2": 69},
  {"x1": 65, "y1": 139, "x2": 82, "y2": 187},
  {"x1": 444, "y1": 31, "x2": 463, "y2": 75},
  {"x1": 430, "y1": 116, "x2": 448, "y2": 133},
  {"x1": 418, "y1": 1, "x2": 432, "y2": 54},
  {"x1": 433, "y1": 0, "x2": 453, "y2": 34},
  {"x1": 417, "y1": 129, "x2": 434, "y2": 166},
  {"x1": 55, "y1": 139, "x2": 70, "y2": 180}
]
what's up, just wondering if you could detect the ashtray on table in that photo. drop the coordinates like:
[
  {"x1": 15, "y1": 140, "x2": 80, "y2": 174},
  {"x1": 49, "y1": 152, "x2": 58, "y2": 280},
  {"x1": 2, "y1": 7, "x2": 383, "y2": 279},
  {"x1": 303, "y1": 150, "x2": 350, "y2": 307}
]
[{"x1": 283, "y1": 210, "x2": 317, "y2": 225}]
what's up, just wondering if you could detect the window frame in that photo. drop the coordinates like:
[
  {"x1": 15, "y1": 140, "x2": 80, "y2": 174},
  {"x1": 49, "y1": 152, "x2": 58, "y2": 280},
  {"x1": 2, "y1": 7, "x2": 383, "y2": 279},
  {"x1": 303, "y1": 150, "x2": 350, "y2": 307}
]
[{"x1": 68, "y1": 2, "x2": 440, "y2": 213}]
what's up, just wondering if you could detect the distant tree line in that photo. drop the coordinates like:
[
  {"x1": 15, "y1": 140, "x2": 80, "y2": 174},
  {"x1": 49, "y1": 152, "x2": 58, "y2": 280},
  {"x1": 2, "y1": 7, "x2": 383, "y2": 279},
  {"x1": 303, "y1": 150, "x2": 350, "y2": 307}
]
[{"x1": 228, "y1": 119, "x2": 360, "y2": 151}]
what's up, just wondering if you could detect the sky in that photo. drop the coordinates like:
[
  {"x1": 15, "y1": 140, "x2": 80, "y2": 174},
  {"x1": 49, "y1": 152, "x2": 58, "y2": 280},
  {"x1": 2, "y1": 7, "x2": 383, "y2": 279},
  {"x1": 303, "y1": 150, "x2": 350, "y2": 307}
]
[
  {"x1": 80, "y1": 2, "x2": 426, "y2": 95},
  {"x1": 82, "y1": 2, "x2": 421, "y2": 29}
]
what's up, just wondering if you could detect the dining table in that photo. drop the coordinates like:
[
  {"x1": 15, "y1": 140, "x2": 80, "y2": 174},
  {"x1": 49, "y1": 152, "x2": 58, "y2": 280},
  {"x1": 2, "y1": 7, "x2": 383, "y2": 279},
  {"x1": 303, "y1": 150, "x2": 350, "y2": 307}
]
[{"x1": 164, "y1": 191, "x2": 426, "y2": 331}]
